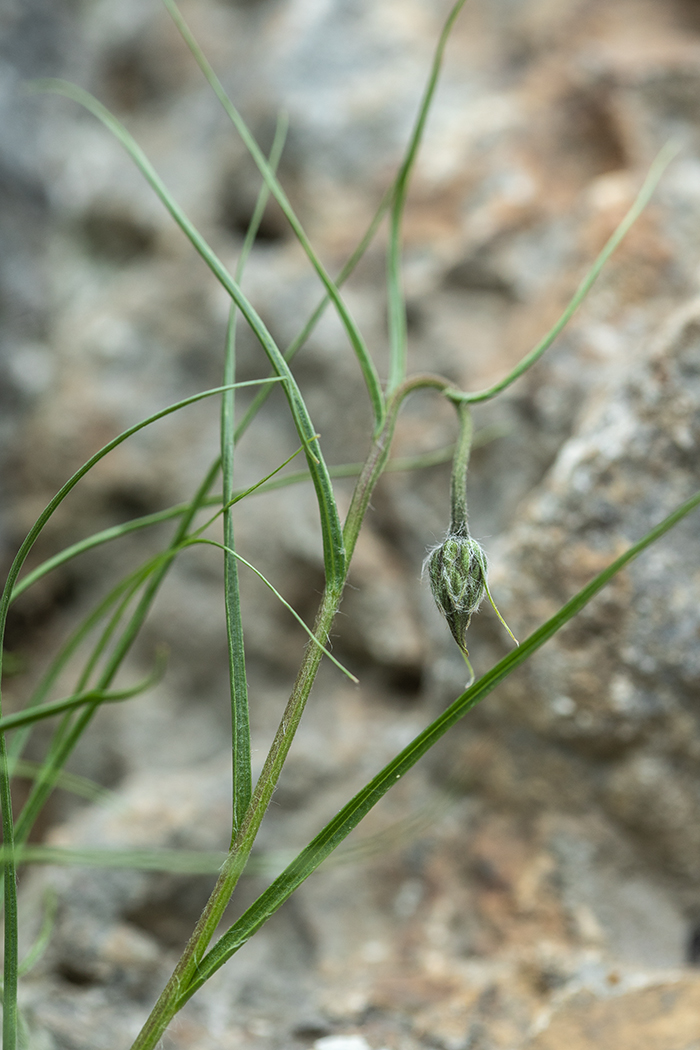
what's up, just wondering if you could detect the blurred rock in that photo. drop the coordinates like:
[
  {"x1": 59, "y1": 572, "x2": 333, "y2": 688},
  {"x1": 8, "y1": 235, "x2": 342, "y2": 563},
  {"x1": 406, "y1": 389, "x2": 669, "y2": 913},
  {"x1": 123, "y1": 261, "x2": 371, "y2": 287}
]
[
  {"x1": 461, "y1": 298, "x2": 700, "y2": 875},
  {"x1": 5, "y1": 0, "x2": 700, "y2": 1048},
  {"x1": 525, "y1": 974, "x2": 700, "y2": 1050}
]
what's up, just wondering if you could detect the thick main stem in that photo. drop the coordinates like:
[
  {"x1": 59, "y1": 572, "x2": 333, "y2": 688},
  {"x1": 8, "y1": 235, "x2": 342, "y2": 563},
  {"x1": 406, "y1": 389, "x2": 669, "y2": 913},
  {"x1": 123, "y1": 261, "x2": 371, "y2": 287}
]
[
  {"x1": 129, "y1": 374, "x2": 455, "y2": 1050},
  {"x1": 129, "y1": 584, "x2": 341, "y2": 1050}
]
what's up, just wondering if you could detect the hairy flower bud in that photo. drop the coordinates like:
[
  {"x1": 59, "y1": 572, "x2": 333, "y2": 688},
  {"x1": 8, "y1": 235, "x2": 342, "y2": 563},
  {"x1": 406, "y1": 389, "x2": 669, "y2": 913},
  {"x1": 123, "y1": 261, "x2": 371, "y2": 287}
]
[{"x1": 425, "y1": 533, "x2": 488, "y2": 653}]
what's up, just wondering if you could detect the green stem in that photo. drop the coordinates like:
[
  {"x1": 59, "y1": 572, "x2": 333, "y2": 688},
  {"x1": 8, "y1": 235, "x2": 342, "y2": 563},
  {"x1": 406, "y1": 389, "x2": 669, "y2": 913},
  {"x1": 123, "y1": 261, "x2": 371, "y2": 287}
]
[
  {"x1": 129, "y1": 372, "x2": 453, "y2": 1050},
  {"x1": 342, "y1": 374, "x2": 451, "y2": 563},
  {"x1": 129, "y1": 579, "x2": 340, "y2": 1050},
  {"x1": 448, "y1": 142, "x2": 679, "y2": 406},
  {"x1": 386, "y1": 0, "x2": 468, "y2": 393},
  {"x1": 448, "y1": 401, "x2": 473, "y2": 535}
]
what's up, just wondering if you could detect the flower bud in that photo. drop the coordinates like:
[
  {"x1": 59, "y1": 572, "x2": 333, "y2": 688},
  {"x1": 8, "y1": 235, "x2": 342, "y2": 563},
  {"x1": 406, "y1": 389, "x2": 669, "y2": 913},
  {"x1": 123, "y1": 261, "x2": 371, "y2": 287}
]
[{"x1": 425, "y1": 533, "x2": 488, "y2": 653}]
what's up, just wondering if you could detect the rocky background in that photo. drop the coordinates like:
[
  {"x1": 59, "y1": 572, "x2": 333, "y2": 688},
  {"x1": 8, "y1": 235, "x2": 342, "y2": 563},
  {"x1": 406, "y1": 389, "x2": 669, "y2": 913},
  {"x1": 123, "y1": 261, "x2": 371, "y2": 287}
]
[{"x1": 3, "y1": 0, "x2": 700, "y2": 1047}]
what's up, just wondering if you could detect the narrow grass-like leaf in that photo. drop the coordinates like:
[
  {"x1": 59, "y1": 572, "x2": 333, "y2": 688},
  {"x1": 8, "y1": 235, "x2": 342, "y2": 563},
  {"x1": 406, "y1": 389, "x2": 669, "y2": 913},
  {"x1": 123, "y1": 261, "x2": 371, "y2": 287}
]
[
  {"x1": 3, "y1": 464, "x2": 223, "y2": 1050},
  {"x1": 32, "y1": 78, "x2": 346, "y2": 588},
  {"x1": 8, "y1": 846, "x2": 228, "y2": 875},
  {"x1": 12, "y1": 570, "x2": 165, "y2": 848},
  {"x1": 223, "y1": 441, "x2": 316, "y2": 510},
  {"x1": 11, "y1": 507, "x2": 192, "y2": 603},
  {"x1": 12, "y1": 434, "x2": 495, "y2": 605},
  {"x1": 247, "y1": 448, "x2": 459, "y2": 494},
  {"x1": 451, "y1": 142, "x2": 679, "y2": 404},
  {"x1": 6, "y1": 800, "x2": 442, "y2": 876},
  {"x1": 15, "y1": 476, "x2": 226, "y2": 809},
  {"x1": 1, "y1": 380, "x2": 276, "y2": 654},
  {"x1": 10, "y1": 458, "x2": 223, "y2": 850},
  {"x1": 161, "y1": 0, "x2": 386, "y2": 433},
  {"x1": 12, "y1": 440, "x2": 307, "y2": 608},
  {"x1": 252, "y1": 423, "x2": 505, "y2": 493},
  {"x1": 10, "y1": 172, "x2": 390, "y2": 610},
  {"x1": 221, "y1": 116, "x2": 288, "y2": 840},
  {"x1": 2, "y1": 381, "x2": 272, "y2": 727},
  {"x1": 0, "y1": 659, "x2": 163, "y2": 734},
  {"x1": 194, "y1": 442, "x2": 318, "y2": 545},
  {"x1": 8, "y1": 554, "x2": 164, "y2": 775},
  {"x1": 183, "y1": 486, "x2": 700, "y2": 996},
  {"x1": 11, "y1": 761, "x2": 112, "y2": 805},
  {"x1": 232, "y1": 114, "x2": 289, "y2": 834},
  {"x1": 75, "y1": 567, "x2": 163, "y2": 699},
  {"x1": 191, "y1": 539, "x2": 358, "y2": 684},
  {"x1": 235, "y1": 112, "x2": 289, "y2": 284},
  {"x1": 386, "y1": 0, "x2": 467, "y2": 393},
  {"x1": 222, "y1": 318, "x2": 252, "y2": 838},
  {"x1": 234, "y1": 187, "x2": 392, "y2": 444}
]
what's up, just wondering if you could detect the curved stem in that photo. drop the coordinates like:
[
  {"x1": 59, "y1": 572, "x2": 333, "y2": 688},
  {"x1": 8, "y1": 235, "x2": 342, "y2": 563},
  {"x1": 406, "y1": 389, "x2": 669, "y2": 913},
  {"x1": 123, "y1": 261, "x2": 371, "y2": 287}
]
[
  {"x1": 342, "y1": 373, "x2": 451, "y2": 562},
  {"x1": 447, "y1": 142, "x2": 678, "y2": 406}
]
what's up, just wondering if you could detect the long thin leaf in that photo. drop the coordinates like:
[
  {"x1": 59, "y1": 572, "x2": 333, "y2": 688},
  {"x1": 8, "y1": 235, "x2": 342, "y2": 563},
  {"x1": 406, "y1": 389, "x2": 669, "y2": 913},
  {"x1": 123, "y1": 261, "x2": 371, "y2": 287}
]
[
  {"x1": 11, "y1": 566, "x2": 163, "y2": 845},
  {"x1": 3, "y1": 379, "x2": 277, "y2": 639},
  {"x1": 13, "y1": 162, "x2": 390, "y2": 612},
  {"x1": 32, "y1": 79, "x2": 346, "y2": 589},
  {"x1": 161, "y1": 0, "x2": 386, "y2": 434},
  {"x1": 0, "y1": 382, "x2": 256, "y2": 1050},
  {"x1": 12, "y1": 436, "x2": 489, "y2": 603},
  {"x1": 222, "y1": 116, "x2": 288, "y2": 839},
  {"x1": 11, "y1": 507, "x2": 191, "y2": 602},
  {"x1": 10, "y1": 846, "x2": 227, "y2": 875},
  {"x1": 10, "y1": 459, "x2": 223, "y2": 850},
  {"x1": 11, "y1": 761, "x2": 112, "y2": 805},
  {"x1": 190, "y1": 539, "x2": 358, "y2": 683},
  {"x1": 0, "y1": 660, "x2": 162, "y2": 734},
  {"x1": 2, "y1": 381, "x2": 275, "y2": 696},
  {"x1": 5, "y1": 799, "x2": 442, "y2": 875},
  {"x1": 183, "y1": 486, "x2": 700, "y2": 998},
  {"x1": 9, "y1": 554, "x2": 165, "y2": 772},
  {"x1": 223, "y1": 317, "x2": 252, "y2": 839},
  {"x1": 6, "y1": 386, "x2": 252, "y2": 788},
  {"x1": 0, "y1": 726, "x2": 17, "y2": 1049},
  {"x1": 12, "y1": 439, "x2": 306, "y2": 606},
  {"x1": 234, "y1": 187, "x2": 392, "y2": 444},
  {"x1": 386, "y1": 0, "x2": 468, "y2": 393}
]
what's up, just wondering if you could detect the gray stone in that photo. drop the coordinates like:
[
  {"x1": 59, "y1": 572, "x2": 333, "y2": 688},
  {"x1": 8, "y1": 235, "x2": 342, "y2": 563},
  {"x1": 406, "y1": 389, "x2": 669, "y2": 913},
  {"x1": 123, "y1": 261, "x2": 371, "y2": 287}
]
[{"x1": 6, "y1": 0, "x2": 700, "y2": 1048}]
